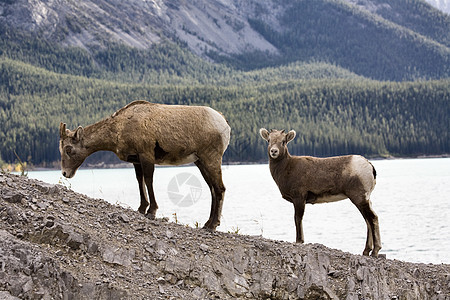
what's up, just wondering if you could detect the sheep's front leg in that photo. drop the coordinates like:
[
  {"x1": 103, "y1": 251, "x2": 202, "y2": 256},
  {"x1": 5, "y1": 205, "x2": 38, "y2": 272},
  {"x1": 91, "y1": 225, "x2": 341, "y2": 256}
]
[
  {"x1": 133, "y1": 163, "x2": 148, "y2": 214},
  {"x1": 139, "y1": 160, "x2": 158, "y2": 220},
  {"x1": 293, "y1": 198, "x2": 306, "y2": 243}
]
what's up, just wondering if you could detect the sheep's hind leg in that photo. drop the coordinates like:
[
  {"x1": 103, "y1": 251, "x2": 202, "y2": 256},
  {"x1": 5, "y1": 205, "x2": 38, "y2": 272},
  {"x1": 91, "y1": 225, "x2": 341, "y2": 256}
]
[
  {"x1": 133, "y1": 163, "x2": 149, "y2": 214},
  {"x1": 366, "y1": 200, "x2": 381, "y2": 257},
  {"x1": 353, "y1": 198, "x2": 381, "y2": 257},
  {"x1": 195, "y1": 159, "x2": 225, "y2": 231}
]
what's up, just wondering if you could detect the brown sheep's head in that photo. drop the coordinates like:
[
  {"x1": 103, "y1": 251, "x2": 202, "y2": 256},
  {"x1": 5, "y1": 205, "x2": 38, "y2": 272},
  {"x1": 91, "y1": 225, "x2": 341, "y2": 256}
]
[
  {"x1": 59, "y1": 122, "x2": 89, "y2": 178},
  {"x1": 259, "y1": 128, "x2": 296, "y2": 160}
]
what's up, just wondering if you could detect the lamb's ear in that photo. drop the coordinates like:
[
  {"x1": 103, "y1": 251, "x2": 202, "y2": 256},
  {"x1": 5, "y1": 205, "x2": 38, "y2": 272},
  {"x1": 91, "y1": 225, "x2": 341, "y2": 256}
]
[
  {"x1": 259, "y1": 128, "x2": 270, "y2": 141},
  {"x1": 60, "y1": 123, "x2": 67, "y2": 138},
  {"x1": 74, "y1": 126, "x2": 84, "y2": 142},
  {"x1": 286, "y1": 130, "x2": 296, "y2": 143}
]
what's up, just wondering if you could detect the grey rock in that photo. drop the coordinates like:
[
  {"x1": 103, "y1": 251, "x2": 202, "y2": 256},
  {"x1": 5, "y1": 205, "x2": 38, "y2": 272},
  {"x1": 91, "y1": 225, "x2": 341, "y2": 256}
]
[
  {"x1": 191, "y1": 286, "x2": 207, "y2": 298},
  {"x1": 36, "y1": 201, "x2": 49, "y2": 210},
  {"x1": 202, "y1": 271, "x2": 222, "y2": 293},
  {"x1": 2, "y1": 192, "x2": 23, "y2": 203},
  {"x1": 164, "y1": 256, "x2": 191, "y2": 278},
  {"x1": 45, "y1": 219, "x2": 55, "y2": 228},
  {"x1": 156, "y1": 276, "x2": 166, "y2": 284},
  {"x1": 254, "y1": 270, "x2": 275, "y2": 297},
  {"x1": 102, "y1": 246, "x2": 135, "y2": 267},
  {"x1": 0, "y1": 291, "x2": 21, "y2": 300},
  {"x1": 66, "y1": 231, "x2": 84, "y2": 250},
  {"x1": 199, "y1": 243, "x2": 209, "y2": 252},
  {"x1": 119, "y1": 213, "x2": 130, "y2": 223},
  {"x1": 35, "y1": 182, "x2": 59, "y2": 195},
  {"x1": 305, "y1": 283, "x2": 339, "y2": 300}
]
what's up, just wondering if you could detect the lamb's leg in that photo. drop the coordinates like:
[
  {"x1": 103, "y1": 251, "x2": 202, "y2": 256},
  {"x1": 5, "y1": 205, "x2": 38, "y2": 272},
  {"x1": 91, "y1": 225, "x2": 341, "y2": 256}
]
[
  {"x1": 133, "y1": 163, "x2": 148, "y2": 214},
  {"x1": 366, "y1": 200, "x2": 381, "y2": 257},
  {"x1": 195, "y1": 159, "x2": 225, "y2": 231},
  {"x1": 293, "y1": 197, "x2": 306, "y2": 243},
  {"x1": 140, "y1": 161, "x2": 158, "y2": 220},
  {"x1": 362, "y1": 218, "x2": 374, "y2": 256},
  {"x1": 353, "y1": 198, "x2": 381, "y2": 257}
]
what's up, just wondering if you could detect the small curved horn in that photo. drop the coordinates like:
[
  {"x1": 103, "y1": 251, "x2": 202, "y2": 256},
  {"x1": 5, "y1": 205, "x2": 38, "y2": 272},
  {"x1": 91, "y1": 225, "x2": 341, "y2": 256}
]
[
  {"x1": 74, "y1": 126, "x2": 84, "y2": 142},
  {"x1": 59, "y1": 123, "x2": 67, "y2": 138}
]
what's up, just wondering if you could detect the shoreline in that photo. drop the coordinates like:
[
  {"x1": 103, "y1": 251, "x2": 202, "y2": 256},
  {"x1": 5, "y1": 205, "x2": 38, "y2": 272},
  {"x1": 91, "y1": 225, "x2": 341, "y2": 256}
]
[{"x1": 19, "y1": 154, "x2": 450, "y2": 172}]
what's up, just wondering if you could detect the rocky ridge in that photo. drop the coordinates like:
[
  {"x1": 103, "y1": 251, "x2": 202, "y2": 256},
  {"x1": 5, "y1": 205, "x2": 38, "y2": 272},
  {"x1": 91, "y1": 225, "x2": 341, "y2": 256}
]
[
  {"x1": 0, "y1": 0, "x2": 278, "y2": 56},
  {"x1": 0, "y1": 171, "x2": 449, "y2": 299}
]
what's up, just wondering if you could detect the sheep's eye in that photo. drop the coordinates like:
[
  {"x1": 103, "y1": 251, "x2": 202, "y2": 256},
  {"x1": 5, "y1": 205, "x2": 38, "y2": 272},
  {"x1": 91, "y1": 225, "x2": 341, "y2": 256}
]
[
  {"x1": 282, "y1": 141, "x2": 286, "y2": 146},
  {"x1": 65, "y1": 146, "x2": 73, "y2": 155}
]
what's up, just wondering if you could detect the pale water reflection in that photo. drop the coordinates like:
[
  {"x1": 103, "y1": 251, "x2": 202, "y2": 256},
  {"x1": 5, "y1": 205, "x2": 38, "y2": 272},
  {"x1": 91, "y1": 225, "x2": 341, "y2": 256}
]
[{"x1": 28, "y1": 158, "x2": 450, "y2": 264}]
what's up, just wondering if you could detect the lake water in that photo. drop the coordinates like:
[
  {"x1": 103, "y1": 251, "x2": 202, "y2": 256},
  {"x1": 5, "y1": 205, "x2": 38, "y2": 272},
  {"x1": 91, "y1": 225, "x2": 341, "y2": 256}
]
[{"x1": 28, "y1": 158, "x2": 450, "y2": 264}]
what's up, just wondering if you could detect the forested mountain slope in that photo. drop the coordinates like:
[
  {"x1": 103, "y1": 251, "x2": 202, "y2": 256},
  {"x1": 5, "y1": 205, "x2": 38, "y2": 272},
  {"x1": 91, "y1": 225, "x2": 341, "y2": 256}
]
[
  {"x1": 0, "y1": 0, "x2": 449, "y2": 166},
  {"x1": 0, "y1": 58, "x2": 448, "y2": 165}
]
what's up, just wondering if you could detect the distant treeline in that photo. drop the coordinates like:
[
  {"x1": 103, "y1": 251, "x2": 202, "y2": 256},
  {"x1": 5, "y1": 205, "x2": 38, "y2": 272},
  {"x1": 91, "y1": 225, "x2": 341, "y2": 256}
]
[
  {"x1": 0, "y1": 58, "x2": 448, "y2": 166},
  {"x1": 0, "y1": 25, "x2": 361, "y2": 86}
]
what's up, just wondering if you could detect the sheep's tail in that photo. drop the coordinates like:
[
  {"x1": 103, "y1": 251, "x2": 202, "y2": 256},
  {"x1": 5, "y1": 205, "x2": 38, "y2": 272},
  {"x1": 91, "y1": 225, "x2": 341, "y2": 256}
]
[{"x1": 371, "y1": 164, "x2": 377, "y2": 179}]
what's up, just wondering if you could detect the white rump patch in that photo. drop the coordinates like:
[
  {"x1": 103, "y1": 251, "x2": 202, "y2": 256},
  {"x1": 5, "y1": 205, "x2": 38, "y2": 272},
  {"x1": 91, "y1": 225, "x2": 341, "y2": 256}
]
[
  {"x1": 206, "y1": 107, "x2": 231, "y2": 149},
  {"x1": 347, "y1": 155, "x2": 375, "y2": 190}
]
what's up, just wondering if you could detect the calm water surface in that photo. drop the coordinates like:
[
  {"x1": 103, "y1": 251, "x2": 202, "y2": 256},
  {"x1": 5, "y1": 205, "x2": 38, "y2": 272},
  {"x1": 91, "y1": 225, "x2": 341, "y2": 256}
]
[{"x1": 28, "y1": 158, "x2": 450, "y2": 264}]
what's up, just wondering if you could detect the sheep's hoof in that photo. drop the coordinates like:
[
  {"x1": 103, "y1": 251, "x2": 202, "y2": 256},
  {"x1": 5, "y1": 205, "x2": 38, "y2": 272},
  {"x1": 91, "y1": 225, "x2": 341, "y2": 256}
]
[
  {"x1": 202, "y1": 226, "x2": 215, "y2": 232},
  {"x1": 202, "y1": 220, "x2": 218, "y2": 231},
  {"x1": 370, "y1": 250, "x2": 382, "y2": 258},
  {"x1": 138, "y1": 205, "x2": 148, "y2": 214},
  {"x1": 145, "y1": 213, "x2": 156, "y2": 220}
]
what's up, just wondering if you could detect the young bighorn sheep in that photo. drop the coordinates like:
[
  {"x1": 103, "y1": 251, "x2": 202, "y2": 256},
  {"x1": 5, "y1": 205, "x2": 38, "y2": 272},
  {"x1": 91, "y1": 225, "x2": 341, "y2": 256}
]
[
  {"x1": 260, "y1": 128, "x2": 381, "y2": 257},
  {"x1": 59, "y1": 100, "x2": 230, "y2": 230}
]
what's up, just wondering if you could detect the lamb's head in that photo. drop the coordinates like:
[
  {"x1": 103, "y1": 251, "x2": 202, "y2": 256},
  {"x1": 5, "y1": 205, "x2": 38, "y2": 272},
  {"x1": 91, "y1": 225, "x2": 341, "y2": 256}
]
[
  {"x1": 59, "y1": 122, "x2": 88, "y2": 178},
  {"x1": 260, "y1": 128, "x2": 296, "y2": 160}
]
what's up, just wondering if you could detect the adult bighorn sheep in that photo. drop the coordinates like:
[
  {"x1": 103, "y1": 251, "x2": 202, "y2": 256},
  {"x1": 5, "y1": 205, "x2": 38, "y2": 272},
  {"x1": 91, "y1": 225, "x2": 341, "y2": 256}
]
[
  {"x1": 59, "y1": 100, "x2": 230, "y2": 230},
  {"x1": 259, "y1": 128, "x2": 381, "y2": 257}
]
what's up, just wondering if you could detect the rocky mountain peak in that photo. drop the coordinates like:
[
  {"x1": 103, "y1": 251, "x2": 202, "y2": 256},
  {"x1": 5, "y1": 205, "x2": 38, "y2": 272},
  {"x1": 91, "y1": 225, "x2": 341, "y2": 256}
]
[{"x1": 0, "y1": 0, "x2": 279, "y2": 55}]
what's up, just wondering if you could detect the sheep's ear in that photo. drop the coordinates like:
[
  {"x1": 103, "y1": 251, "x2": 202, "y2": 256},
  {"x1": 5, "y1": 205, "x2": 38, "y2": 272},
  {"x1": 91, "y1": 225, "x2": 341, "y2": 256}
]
[
  {"x1": 74, "y1": 126, "x2": 84, "y2": 142},
  {"x1": 259, "y1": 128, "x2": 270, "y2": 141},
  {"x1": 286, "y1": 130, "x2": 296, "y2": 143},
  {"x1": 60, "y1": 123, "x2": 67, "y2": 138}
]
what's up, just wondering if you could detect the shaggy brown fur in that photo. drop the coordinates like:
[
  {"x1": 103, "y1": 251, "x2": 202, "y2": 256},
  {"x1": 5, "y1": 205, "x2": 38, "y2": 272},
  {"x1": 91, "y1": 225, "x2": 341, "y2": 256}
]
[
  {"x1": 260, "y1": 128, "x2": 381, "y2": 257},
  {"x1": 60, "y1": 100, "x2": 230, "y2": 230}
]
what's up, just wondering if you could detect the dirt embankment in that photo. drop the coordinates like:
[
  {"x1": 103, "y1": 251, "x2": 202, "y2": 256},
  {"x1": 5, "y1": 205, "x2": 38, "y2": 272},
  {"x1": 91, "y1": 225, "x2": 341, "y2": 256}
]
[{"x1": 0, "y1": 172, "x2": 449, "y2": 299}]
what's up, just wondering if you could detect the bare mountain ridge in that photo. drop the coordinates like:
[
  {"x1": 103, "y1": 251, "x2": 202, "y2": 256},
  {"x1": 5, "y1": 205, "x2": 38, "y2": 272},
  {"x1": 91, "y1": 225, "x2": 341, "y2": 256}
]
[
  {"x1": 425, "y1": 0, "x2": 450, "y2": 14},
  {"x1": 1, "y1": 0, "x2": 448, "y2": 57},
  {"x1": 0, "y1": 0, "x2": 279, "y2": 56},
  {"x1": 1, "y1": 0, "x2": 449, "y2": 81}
]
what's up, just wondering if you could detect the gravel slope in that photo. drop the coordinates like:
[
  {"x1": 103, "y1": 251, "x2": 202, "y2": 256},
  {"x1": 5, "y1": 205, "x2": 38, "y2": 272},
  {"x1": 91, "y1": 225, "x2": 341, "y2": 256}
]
[{"x1": 1, "y1": 172, "x2": 449, "y2": 299}]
